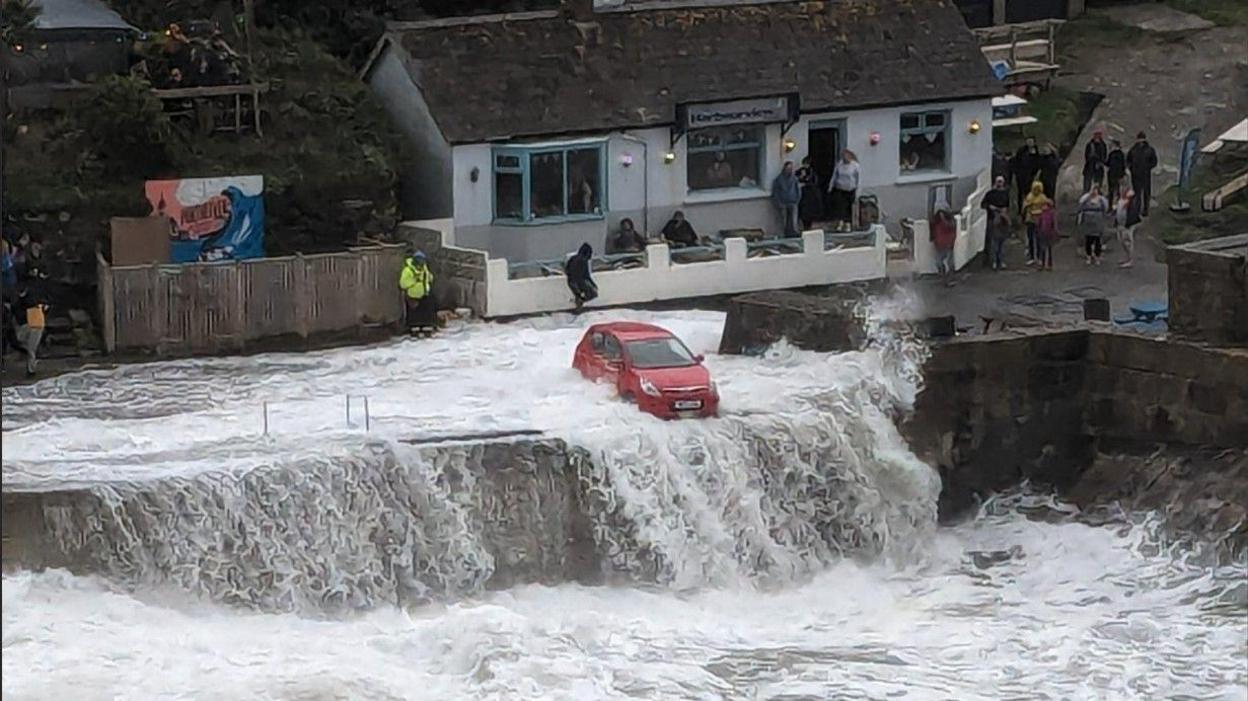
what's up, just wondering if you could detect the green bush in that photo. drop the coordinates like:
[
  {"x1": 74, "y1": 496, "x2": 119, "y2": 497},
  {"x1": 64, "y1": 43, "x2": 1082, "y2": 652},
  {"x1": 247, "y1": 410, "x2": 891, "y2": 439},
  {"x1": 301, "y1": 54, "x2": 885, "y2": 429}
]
[{"x1": 79, "y1": 75, "x2": 177, "y2": 177}]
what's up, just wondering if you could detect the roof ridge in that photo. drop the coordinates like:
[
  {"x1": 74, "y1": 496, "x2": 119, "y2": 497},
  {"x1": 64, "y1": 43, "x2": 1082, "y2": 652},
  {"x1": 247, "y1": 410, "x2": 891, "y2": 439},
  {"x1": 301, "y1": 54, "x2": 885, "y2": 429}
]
[{"x1": 385, "y1": 10, "x2": 561, "y2": 32}]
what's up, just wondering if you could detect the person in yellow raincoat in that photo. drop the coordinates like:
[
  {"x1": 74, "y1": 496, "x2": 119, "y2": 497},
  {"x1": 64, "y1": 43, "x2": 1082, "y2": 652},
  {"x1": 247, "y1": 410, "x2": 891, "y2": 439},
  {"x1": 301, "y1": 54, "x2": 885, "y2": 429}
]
[
  {"x1": 399, "y1": 249, "x2": 436, "y2": 333},
  {"x1": 1022, "y1": 181, "x2": 1051, "y2": 267}
]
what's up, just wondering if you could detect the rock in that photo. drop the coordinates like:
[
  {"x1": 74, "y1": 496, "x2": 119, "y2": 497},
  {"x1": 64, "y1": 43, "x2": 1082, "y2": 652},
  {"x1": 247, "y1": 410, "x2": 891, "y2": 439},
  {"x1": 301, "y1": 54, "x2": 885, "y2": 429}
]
[{"x1": 718, "y1": 290, "x2": 869, "y2": 355}]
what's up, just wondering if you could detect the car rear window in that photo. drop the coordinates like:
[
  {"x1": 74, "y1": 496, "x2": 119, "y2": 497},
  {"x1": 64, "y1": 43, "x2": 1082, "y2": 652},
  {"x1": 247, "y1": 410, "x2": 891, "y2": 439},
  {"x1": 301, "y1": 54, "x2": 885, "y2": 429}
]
[{"x1": 625, "y1": 338, "x2": 696, "y2": 369}]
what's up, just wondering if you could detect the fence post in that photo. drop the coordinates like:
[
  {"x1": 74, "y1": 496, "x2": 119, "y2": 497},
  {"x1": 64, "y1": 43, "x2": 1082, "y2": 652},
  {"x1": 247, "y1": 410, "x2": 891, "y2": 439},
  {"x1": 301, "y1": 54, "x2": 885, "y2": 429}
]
[
  {"x1": 345, "y1": 394, "x2": 351, "y2": 428},
  {"x1": 263, "y1": 401, "x2": 269, "y2": 435},
  {"x1": 364, "y1": 396, "x2": 370, "y2": 432},
  {"x1": 96, "y1": 251, "x2": 117, "y2": 353},
  {"x1": 294, "y1": 253, "x2": 310, "y2": 340}
]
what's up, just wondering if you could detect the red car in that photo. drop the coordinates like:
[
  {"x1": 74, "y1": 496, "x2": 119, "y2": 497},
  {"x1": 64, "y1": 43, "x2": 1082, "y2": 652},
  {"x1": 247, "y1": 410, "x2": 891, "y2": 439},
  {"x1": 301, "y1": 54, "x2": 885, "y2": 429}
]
[{"x1": 572, "y1": 322, "x2": 719, "y2": 419}]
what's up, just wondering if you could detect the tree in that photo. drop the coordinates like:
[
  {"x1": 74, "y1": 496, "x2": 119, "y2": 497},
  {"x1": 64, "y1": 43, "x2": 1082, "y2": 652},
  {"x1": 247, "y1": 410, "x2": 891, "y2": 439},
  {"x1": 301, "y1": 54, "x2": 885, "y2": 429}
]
[
  {"x1": 79, "y1": 75, "x2": 177, "y2": 177},
  {"x1": 1, "y1": 0, "x2": 39, "y2": 48}
]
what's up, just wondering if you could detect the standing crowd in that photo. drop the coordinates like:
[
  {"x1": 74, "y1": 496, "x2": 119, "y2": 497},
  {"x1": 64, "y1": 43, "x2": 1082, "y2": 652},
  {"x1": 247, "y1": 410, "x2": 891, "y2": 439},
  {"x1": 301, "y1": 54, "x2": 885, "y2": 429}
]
[
  {"x1": 1, "y1": 225, "x2": 50, "y2": 377},
  {"x1": 980, "y1": 129, "x2": 1156, "y2": 272}
]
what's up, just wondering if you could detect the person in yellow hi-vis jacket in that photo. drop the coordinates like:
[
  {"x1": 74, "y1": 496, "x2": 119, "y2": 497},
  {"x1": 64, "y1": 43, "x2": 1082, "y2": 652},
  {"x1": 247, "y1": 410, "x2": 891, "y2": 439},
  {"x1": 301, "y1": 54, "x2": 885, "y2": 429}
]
[
  {"x1": 399, "y1": 249, "x2": 436, "y2": 335},
  {"x1": 15, "y1": 284, "x2": 48, "y2": 376}
]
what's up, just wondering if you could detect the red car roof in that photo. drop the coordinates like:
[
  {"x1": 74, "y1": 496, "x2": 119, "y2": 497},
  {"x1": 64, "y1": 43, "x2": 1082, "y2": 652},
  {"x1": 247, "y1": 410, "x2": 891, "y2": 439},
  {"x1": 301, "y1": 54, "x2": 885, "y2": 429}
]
[{"x1": 591, "y1": 321, "x2": 674, "y2": 342}]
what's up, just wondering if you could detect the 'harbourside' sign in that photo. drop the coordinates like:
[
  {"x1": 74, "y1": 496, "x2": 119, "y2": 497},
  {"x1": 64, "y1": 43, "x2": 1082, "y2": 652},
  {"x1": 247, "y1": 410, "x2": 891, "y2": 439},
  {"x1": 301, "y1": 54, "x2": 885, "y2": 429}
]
[{"x1": 684, "y1": 96, "x2": 791, "y2": 129}]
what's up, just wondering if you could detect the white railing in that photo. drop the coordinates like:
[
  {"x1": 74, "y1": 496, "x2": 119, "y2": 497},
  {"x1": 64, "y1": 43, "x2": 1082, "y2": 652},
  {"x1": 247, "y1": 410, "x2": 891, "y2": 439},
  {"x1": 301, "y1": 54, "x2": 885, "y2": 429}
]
[
  {"x1": 912, "y1": 170, "x2": 991, "y2": 275},
  {"x1": 482, "y1": 226, "x2": 887, "y2": 318}
]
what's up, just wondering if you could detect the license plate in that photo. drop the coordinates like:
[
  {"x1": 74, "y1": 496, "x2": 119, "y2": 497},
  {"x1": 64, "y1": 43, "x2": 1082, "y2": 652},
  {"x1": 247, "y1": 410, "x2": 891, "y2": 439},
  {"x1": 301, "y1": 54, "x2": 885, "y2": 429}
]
[{"x1": 674, "y1": 400, "x2": 702, "y2": 410}]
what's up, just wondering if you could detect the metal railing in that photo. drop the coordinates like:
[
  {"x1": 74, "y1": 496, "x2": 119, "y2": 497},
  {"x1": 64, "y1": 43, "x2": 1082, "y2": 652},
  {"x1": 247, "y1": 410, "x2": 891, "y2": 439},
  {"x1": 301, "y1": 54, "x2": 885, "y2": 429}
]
[{"x1": 506, "y1": 229, "x2": 878, "y2": 279}]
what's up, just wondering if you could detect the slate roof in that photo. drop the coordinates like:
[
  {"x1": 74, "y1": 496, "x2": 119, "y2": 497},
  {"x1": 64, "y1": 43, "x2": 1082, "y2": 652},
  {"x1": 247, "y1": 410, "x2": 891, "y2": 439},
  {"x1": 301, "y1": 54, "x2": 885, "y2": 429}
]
[
  {"x1": 373, "y1": 0, "x2": 1000, "y2": 144},
  {"x1": 32, "y1": 0, "x2": 138, "y2": 32}
]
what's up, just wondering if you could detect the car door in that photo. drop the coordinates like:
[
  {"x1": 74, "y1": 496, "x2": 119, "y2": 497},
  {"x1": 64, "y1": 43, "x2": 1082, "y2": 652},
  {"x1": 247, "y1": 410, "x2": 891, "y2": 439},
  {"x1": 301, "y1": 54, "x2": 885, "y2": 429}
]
[
  {"x1": 600, "y1": 333, "x2": 626, "y2": 390},
  {"x1": 580, "y1": 330, "x2": 614, "y2": 382}
]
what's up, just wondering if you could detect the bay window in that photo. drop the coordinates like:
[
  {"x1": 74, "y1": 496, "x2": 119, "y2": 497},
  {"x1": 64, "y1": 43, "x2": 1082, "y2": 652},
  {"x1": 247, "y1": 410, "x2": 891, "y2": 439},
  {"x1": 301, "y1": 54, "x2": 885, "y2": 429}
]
[{"x1": 492, "y1": 142, "x2": 606, "y2": 223}]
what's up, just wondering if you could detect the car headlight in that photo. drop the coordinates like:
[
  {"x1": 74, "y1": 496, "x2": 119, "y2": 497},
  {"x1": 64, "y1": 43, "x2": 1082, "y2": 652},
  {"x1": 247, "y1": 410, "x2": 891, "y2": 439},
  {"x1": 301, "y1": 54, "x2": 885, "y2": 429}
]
[
  {"x1": 640, "y1": 378, "x2": 662, "y2": 397},
  {"x1": 710, "y1": 381, "x2": 719, "y2": 396}
]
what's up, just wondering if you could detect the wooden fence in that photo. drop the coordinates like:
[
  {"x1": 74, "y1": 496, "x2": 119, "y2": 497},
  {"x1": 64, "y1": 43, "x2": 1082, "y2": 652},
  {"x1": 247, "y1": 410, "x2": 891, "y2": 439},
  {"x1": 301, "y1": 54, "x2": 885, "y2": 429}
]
[{"x1": 97, "y1": 244, "x2": 406, "y2": 355}]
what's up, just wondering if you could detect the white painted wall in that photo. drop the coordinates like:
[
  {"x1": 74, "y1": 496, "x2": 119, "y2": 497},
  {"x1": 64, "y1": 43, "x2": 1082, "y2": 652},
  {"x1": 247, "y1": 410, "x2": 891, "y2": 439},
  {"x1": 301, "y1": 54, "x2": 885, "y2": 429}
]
[
  {"x1": 912, "y1": 169, "x2": 992, "y2": 275},
  {"x1": 482, "y1": 226, "x2": 887, "y2": 318},
  {"x1": 367, "y1": 46, "x2": 454, "y2": 220},
  {"x1": 440, "y1": 98, "x2": 993, "y2": 264}
]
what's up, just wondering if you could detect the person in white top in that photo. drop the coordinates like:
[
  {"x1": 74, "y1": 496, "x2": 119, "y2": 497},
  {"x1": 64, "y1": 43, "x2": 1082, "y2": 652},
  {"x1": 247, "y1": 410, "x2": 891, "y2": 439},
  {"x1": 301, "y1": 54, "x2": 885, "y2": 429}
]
[{"x1": 826, "y1": 150, "x2": 861, "y2": 232}]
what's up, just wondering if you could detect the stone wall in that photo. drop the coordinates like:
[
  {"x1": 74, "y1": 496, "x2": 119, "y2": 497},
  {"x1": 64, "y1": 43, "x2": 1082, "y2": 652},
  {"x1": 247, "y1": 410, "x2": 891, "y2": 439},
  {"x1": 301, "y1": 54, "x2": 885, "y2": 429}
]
[
  {"x1": 1085, "y1": 333, "x2": 1248, "y2": 446},
  {"x1": 904, "y1": 328, "x2": 1248, "y2": 520},
  {"x1": 1167, "y1": 235, "x2": 1248, "y2": 347},
  {"x1": 908, "y1": 329, "x2": 1095, "y2": 516},
  {"x1": 395, "y1": 223, "x2": 488, "y2": 315}
]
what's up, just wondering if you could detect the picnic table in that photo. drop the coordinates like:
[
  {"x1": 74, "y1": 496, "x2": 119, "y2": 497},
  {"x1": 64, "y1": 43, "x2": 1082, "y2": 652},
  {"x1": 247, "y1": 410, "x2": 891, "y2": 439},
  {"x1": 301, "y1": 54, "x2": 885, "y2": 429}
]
[{"x1": 1114, "y1": 301, "x2": 1168, "y2": 325}]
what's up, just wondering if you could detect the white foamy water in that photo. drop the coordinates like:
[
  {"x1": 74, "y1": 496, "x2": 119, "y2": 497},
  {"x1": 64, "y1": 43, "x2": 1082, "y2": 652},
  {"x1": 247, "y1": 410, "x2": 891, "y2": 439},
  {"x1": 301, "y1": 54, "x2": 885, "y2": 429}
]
[
  {"x1": 3, "y1": 309, "x2": 1246, "y2": 699},
  {"x1": 4, "y1": 496, "x2": 1245, "y2": 701}
]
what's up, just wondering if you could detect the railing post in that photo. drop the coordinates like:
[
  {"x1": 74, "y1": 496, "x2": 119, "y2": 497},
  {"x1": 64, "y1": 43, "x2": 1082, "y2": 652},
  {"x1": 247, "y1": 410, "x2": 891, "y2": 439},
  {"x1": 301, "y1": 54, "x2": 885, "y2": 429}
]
[
  {"x1": 364, "y1": 396, "x2": 370, "y2": 432},
  {"x1": 263, "y1": 401, "x2": 269, "y2": 435},
  {"x1": 345, "y1": 394, "x2": 351, "y2": 428}
]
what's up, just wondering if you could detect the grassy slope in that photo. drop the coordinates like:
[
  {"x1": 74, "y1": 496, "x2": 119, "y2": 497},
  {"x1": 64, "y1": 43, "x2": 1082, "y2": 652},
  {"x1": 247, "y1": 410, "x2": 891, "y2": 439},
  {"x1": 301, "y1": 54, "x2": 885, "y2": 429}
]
[
  {"x1": 1162, "y1": 0, "x2": 1248, "y2": 27},
  {"x1": 7, "y1": 29, "x2": 403, "y2": 260}
]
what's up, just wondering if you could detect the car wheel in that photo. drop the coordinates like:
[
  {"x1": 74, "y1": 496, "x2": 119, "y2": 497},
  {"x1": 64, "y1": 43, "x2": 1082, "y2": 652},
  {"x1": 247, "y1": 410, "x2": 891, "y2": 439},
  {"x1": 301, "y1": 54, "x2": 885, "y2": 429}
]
[{"x1": 621, "y1": 392, "x2": 635, "y2": 403}]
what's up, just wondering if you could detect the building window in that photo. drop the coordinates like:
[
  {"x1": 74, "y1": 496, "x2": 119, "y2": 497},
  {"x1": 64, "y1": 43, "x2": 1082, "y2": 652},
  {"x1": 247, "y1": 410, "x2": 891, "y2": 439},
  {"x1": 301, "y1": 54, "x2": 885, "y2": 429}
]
[
  {"x1": 899, "y1": 111, "x2": 949, "y2": 173},
  {"x1": 492, "y1": 143, "x2": 606, "y2": 223},
  {"x1": 687, "y1": 125, "x2": 763, "y2": 191}
]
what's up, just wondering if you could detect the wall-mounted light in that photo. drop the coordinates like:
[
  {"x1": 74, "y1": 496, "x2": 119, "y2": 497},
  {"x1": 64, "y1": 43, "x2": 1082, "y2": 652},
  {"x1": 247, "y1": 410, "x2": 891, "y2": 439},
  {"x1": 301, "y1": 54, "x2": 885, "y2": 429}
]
[
  {"x1": 783, "y1": 138, "x2": 797, "y2": 153},
  {"x1": 12, "y1": 44, "x2": 23, "y2": 53},
  {"x1": 663, "y1": 151, "x2": 676, "y2": 164},
  {"x1": 869, "y1": 131, "x2": 882, "y2": 146},
  {"x1": 469, "y1": 166, "x2": 479, "y2": 183},
  {"x1": 620, "y1": 153, "x2": 634, "y2": 167},
  {"x1": 968, "y1": 120, "x2": 982, "y2": 135}
]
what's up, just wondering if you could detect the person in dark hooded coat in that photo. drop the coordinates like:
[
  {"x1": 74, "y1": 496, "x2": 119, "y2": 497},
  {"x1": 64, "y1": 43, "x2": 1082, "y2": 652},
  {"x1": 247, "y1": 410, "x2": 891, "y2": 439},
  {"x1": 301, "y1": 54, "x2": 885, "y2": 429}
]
[{"x1": 565, "y1": 242, "x2": 598, "y2": 308}]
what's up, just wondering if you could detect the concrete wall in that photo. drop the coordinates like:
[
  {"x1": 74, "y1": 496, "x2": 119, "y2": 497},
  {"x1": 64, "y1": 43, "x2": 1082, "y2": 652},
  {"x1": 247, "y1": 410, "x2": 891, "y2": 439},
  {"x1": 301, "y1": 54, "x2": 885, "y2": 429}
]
[
  {"x1": 482, "y1": 227, "x2": 887, "y2": 318},
  {"x1": 367, "y1": 45, "x2": 454, "y2": 220},
  {"x1": 1167, "y1": 235, "x2": 1248, "y2": 347},
  {"x1": 434, "y1": 98, "x2": 993, "y2": 263}
]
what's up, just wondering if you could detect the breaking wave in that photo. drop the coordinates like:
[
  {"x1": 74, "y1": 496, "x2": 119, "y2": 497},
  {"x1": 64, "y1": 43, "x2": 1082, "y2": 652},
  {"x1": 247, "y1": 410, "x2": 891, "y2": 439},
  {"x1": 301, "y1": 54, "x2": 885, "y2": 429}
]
[{"x1": 3, "y1": 308, "x2": 937, "y2": 614}]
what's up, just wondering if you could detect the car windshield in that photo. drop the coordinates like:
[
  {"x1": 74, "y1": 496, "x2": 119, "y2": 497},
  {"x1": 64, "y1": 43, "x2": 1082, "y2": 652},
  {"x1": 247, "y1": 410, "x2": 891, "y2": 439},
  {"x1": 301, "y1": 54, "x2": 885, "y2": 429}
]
[{"x1": 625, "y1": 338, "x2": 697, "y2": 369}]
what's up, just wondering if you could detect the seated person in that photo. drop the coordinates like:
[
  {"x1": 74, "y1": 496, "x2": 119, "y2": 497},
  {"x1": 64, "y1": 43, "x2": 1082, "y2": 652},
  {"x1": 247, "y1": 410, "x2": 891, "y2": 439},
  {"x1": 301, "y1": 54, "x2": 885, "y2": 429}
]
[
  {"x1": 661, "y1": 211, "x2": 699, "y2": 248},
  {"x1": 606, "y1": 218, "x2": 647, "y2": 254}
]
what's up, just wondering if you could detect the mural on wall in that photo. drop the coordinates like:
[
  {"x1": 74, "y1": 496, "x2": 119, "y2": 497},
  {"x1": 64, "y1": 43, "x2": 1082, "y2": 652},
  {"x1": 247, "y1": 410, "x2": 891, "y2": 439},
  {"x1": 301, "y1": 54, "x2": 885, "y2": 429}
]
[{"x1": 145, "y1": 176, "x2": 266, "y2": 263}]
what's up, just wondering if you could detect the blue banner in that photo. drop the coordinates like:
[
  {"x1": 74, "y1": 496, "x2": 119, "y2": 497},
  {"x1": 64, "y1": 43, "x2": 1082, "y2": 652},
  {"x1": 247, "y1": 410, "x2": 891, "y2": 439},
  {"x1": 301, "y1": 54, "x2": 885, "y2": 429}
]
[{"x1": 1178, "y1": 128, "x2": 1201, "y2": 190}]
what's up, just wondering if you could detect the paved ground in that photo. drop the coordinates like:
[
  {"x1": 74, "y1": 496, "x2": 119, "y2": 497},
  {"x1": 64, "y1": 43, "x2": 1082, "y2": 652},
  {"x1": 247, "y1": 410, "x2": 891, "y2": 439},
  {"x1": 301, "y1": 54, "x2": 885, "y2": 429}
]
[
  {"x1": 906, "y1": 228, "x2": 1166, "y2": 333},
  {"x1": 906, "y1": 3, "x2": 1244, "y2": 334},
  {"x1": 1055, "y1": 4, "x2": 1248, "y2": 208}
]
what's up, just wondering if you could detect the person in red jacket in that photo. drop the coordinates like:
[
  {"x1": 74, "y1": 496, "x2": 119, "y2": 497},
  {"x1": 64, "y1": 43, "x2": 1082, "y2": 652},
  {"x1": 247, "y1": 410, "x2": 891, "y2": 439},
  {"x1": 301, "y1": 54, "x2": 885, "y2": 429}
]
[
  {"x1": 930, "y1": 205, "x2": 958, "y2": 283},
  {"x1": 1036, "y1": 201, "x2": 1060, "y2": 271}
]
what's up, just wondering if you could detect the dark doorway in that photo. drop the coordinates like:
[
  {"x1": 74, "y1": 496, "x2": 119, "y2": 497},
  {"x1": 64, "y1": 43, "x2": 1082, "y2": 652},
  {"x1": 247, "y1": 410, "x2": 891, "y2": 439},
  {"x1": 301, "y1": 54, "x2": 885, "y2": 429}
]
[
  {"x1": 808, "y1": 122, "x2": 843, "y2": 201},
  {"x1": 1005, "y1": 0, "x2": 1067, "y2": 23},
  {"x1": 955, "y1": 0, "x2": 994, "y2": 28}
]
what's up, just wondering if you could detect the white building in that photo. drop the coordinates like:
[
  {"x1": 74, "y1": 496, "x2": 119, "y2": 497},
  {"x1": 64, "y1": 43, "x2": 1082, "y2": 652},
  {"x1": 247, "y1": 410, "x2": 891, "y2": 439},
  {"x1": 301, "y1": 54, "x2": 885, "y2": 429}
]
[{"x1": 363, "y1": 0, "x2": 1000, "y2": 316}]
